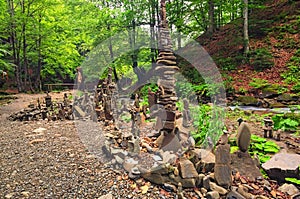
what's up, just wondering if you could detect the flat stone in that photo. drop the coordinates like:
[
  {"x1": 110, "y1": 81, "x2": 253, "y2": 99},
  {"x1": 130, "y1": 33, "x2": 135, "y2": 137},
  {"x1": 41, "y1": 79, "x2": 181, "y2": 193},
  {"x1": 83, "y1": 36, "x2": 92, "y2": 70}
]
[
  {"x1": 155, "y1": 65, "x2": 179, "y2": 73},
  {"x1": 236, "y1": 122, "x2": 251, "y2": 152},
  {"x1": 278, "y1": 183, "x2": 300, "y2": 196},
  {"x1": 231, "y1": 152, "x2": 262, "y2": 181},
  {"x1": 262, "y1": 153, "x2": 300, "y2": 181},
  {"x1": 178, "y1": 158, "x2": 199, "y2": 179}
]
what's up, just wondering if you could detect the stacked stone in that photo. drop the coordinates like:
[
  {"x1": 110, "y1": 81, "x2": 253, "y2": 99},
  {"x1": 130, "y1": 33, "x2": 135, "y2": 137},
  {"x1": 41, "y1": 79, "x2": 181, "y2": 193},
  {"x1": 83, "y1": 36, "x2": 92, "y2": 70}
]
[{"x1": 155, "y1": 0, "x2": 179, "y2": 133}]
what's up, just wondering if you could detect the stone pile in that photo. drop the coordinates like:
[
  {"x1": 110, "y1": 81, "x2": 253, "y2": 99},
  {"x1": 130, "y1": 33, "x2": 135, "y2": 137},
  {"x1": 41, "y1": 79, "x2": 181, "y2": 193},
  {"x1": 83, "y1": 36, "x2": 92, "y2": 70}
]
[
  {"x1": 93, "y1": 67, "x2": 118, "y2": 124},
  {"x1": 8, "y1": 93, "x2": 73, "y2": 121}
]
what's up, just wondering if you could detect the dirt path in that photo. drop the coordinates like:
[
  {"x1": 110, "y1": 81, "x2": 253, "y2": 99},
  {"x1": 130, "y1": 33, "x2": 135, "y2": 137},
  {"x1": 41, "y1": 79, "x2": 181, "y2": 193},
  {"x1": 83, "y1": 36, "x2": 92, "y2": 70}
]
[{"x1": 0, "y1": 93, "x2": 176, "y2": 199}]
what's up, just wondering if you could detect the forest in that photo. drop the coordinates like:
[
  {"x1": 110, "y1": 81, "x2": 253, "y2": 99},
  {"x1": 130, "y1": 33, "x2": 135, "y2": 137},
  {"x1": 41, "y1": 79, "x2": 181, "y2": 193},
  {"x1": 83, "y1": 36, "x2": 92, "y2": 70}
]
[{"x1": 1, "y1": 0, "x2": 295, "y2": 93}]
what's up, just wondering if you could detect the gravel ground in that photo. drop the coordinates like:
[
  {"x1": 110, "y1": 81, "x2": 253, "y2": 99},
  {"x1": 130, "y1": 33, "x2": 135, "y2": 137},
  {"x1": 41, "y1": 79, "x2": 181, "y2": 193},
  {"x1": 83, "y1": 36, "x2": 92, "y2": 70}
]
[{"x1": 0, "y1": 93, "x2": 179, "y2": 199}]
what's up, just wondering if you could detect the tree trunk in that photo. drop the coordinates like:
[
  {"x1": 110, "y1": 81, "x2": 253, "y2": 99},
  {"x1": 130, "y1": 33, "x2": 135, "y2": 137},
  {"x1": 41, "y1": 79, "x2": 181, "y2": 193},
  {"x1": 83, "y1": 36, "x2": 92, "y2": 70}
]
[
  {"x1": 243, "y1": 0, "x2": 249, "y2": 54},
  {"x1": 35, "y1": 13, "x2": 42, "y2": 91},
  {"x1": 7, "y1": 0, "x2": 22, "y2": 91},
  {"x1": 208, "y1": 0, "x2": 215, "y2": 34},
  {"x1": 150, "y1": 0, "x2": 157, "y2": 69}
]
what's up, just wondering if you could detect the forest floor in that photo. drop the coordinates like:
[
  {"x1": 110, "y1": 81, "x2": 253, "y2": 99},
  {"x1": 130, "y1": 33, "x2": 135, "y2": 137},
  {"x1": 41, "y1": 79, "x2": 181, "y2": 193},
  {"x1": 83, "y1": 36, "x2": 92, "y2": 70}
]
[{"x1": 0, "y1": 92, "x2": 299, "y2": 198}]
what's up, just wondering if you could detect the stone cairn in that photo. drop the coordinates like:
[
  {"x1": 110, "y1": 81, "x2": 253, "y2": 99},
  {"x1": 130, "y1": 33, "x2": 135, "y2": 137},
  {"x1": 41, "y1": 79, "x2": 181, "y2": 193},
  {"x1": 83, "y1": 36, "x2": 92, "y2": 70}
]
[
  {"x1": 8, "y1": 92, "x2": 73, "y2": 121},
  {"x1": 263, "y1": 117, "x2": 274, "y2": 139},
  {"x1": 94, "y1": 67, "x2": 118, "y2": 125},
  {"x1": 152, "y1": 0, "x2": 181, "y2": 153}
]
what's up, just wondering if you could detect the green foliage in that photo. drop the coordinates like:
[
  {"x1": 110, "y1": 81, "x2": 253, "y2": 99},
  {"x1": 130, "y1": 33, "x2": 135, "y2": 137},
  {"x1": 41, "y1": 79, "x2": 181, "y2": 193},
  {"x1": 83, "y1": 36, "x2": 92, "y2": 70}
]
[
  {"x1": 285, "y1": 178, "x2": 300, "y2": 185},
  {"x1": 229, "y1": 134, "x2": 280, "y2": 163},
  {"x1": 215, "y1": 57, "x2": 237, "y2": 71},
  {"x1": 272, "y1": 113, "x2": 300, "y2": 132},
  {"x1": 191, "y1": 104, "x2": 225, "y2": 147},
  {"x1": 249, "y1": 78, "x2": 269, "y2": 89},
  {"x1": 250, "y1": 135, "x2": 280, "y2": 163},
  {"x1": 249, "y1": 48, "x2": 274, "y2": 71},
  {"x1": 282, "y1": 49, "x2": 300, "y2": 86}
]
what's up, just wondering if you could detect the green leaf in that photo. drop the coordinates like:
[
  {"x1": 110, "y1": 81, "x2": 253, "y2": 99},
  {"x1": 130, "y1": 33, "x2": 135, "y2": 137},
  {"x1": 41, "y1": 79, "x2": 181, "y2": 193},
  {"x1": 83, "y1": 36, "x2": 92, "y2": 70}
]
[
  {"x1": 230, "y1": 146, "x2": 239, "y2": 154},
  {"x1": 285, "y1": 178, "x2": 300, "y2": 185},
  {"x1": 251, "y1": 135, "x2": 267, "y2": 143}
]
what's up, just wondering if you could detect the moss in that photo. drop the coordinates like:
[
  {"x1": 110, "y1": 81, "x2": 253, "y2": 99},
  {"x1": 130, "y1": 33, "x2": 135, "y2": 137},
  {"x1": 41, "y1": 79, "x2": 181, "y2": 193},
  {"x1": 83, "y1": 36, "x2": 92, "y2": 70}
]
[{"x1": 237, "y1": 96, "x2": 258, "y2": 106}]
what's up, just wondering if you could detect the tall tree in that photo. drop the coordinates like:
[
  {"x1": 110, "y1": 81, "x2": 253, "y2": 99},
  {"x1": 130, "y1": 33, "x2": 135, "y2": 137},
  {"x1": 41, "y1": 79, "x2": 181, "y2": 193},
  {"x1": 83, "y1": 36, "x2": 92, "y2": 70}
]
[{"x1": 243, "y1": 0, "x2": 249, "y2": 54}]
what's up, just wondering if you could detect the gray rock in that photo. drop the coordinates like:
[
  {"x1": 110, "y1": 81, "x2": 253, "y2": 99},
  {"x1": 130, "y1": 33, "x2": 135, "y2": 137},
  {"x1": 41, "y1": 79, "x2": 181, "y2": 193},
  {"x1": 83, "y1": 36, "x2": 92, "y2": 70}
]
[
  {"x1": 214, "y1": 144, "x2": 232, "y2": 188},
  {"x1": 206, "y1": 191, "x2": 220, "y2": 199},
  {"x1": 179, "y1": 177, "x2": 196, "y2": 188},
  {"x1": 122, "y1": 158, "x2": 138, "y2": 173},
  {"x1": 262, "y1": 153, "x2": 300, "y2": 182},
  {"x1": 236, "y1": 122, "x2": 251, "y2": 152},
  {"x1": 178, "y1": 158, "x2": 198, "y2": 179},
  {"x1": 237, "y1": 185, "x2": 254, "y2": 199},
  {"x1": 226, "y1": 190, "x2": 246, "y2": 199},
  {"x1": 209, "y1": 181, "x2": 228, "y2": 195},
  {"x1": 215, "y1": 144, "x2": 230, "y2": 164},
  {"x1": 193, "y1": 149, "x2": 215, "y2": 173},
  {"x1": 214, "y1": 164, "x2": 232, "y2": 188},
  {"x1": 150, "y1": 164, "x2": 169, "y2": 175},
  {"x1": 142, "y1": 172, "x2": 164, "y2": 185},
  {"x1": 230, "y1": 152, "x2": 262, "y2": 181},
  {"x1": 161, "y1": 151, "x2": 177, "y2": 164},
  {"x1": 278, "y1": 183, "x2": 300, "y2": 196},
  {"x1": 160, "y1": 131, "x2": 182, "y2": 152}
]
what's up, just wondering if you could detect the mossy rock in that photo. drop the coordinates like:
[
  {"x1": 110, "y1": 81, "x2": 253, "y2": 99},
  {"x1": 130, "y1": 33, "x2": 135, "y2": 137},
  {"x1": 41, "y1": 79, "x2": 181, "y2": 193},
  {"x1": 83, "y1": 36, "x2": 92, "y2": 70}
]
[
  {"x1": 261, "y1": 88, "x2": 279, "y2": 99},
  {"x1": 277, "y1": 94, "x2": 296, "y2": 102},
  {"x1": 237, "y1": 96, "x2": 258, "y2": 106}
]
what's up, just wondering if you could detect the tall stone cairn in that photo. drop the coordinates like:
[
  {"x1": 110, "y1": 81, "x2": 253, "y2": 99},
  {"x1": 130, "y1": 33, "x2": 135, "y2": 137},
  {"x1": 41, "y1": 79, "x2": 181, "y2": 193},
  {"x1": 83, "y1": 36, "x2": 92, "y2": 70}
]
[{"x1": 155, "y1": 0, "x2": 179, "y2": 132}]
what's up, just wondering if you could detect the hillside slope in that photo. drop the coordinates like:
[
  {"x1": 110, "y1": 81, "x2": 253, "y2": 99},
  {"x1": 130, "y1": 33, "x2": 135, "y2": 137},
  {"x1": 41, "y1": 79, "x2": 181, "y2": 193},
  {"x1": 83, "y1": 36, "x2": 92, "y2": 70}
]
[{"x1": 195, "y1": 0, "x2": 300, "y2": 94}]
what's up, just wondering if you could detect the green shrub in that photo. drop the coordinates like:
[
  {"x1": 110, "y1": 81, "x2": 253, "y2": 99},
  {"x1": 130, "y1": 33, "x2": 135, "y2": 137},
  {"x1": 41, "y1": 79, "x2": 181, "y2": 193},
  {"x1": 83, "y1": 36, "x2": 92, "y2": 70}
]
[
  {"x1": 249, "y1": 48, "x2": 274, "y2": 71},
  {"x1": 249, "y1": 78, "x2": 269, "y2": 89},
  {"x1": 191, "y1": 104, "x2": 225, "y2": 147},
  {"x1": 272, "y1": 113, "x2": 300, "y2": 132},
  {"x1": 229, "y1": 134, "x2": 280, "y2": 163}
]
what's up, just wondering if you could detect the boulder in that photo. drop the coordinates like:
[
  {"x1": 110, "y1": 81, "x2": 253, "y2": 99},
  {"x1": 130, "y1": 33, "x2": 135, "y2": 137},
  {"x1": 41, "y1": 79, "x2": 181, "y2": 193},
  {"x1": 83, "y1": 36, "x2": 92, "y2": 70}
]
[{"x1": 262, "y1": 153, "x2": 300, "y2": 182}]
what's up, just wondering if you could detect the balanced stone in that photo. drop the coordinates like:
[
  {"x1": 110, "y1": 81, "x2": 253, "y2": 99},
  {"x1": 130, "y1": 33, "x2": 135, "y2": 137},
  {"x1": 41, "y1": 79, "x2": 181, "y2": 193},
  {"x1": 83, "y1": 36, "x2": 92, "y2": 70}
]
[{"x1": 236, "y1": 122, "x2": 251, "y2": 152}]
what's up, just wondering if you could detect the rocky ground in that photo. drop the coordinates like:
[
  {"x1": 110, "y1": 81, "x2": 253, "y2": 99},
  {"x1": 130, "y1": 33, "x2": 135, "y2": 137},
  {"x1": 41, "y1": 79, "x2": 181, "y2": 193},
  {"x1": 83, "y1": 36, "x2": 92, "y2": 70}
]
[
  {"x1": 0, "y1": 92, "x2": 299, "y2": 199},
  {"x1": 0, "y1": 92, "x2": 185, "y2": 199}
]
